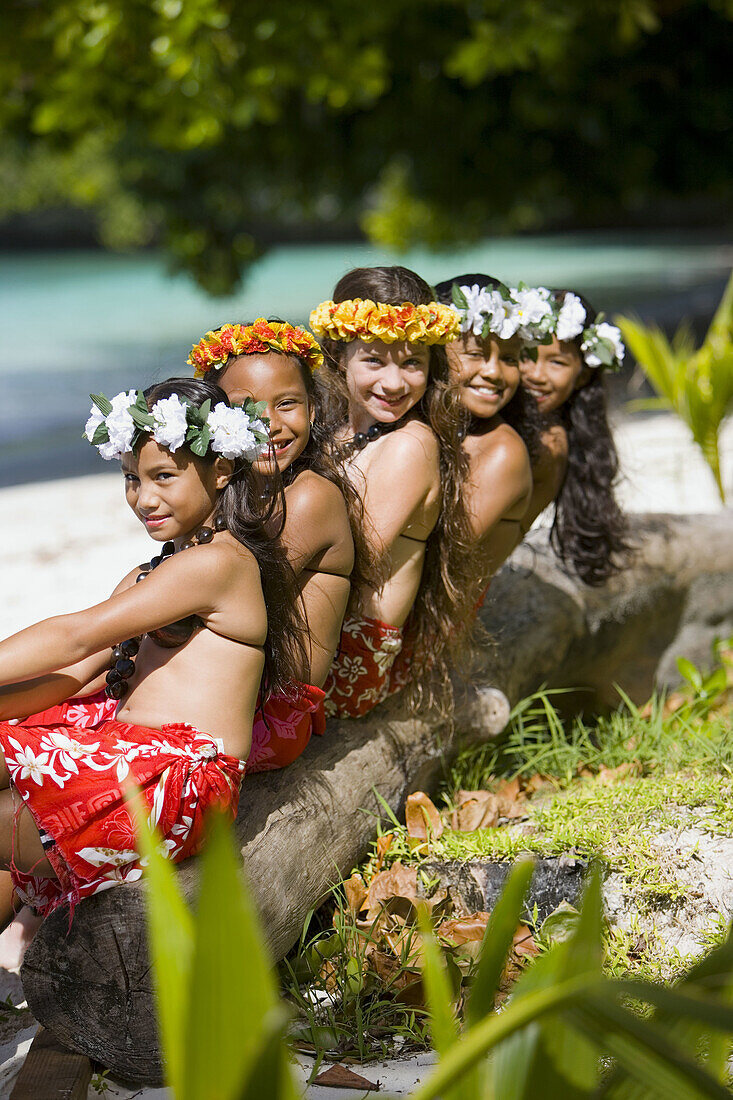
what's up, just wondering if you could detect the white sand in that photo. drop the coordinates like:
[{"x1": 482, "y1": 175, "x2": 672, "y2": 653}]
[{"x1": 0, "y1": 410, "x2": 730, "y2": 1098}]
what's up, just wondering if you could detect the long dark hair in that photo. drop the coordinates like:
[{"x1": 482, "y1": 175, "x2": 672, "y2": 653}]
[
  {"x1": 434, "y1": 273, "x2": 543, "y2": 464},
  {"x1": 318, "y1": 265, "x2": 477, "y2": 711},
  {"x1": 143, "y1": 377, "x2": 308, "y2": 696},
  {"x1": 216, "y1": 325, "x2": 382, "y2": 602},
  {"x1": 546, "y1": 290, "x2": 631, "y2": 586}
]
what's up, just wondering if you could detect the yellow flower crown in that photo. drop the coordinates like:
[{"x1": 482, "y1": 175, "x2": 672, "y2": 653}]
[
  {"x1": 309, "y1": 298, "x2": 460, "y2": 345},
  {"x1": 187, "y1": 319, "x2": 324, "y2": 379}
]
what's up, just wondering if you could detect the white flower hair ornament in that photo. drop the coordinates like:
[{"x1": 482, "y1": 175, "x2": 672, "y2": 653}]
[
  {"x1": 518, "y1": 290, "x2": 625, "y2": 371},
  {"x1": 84, "y1": 389, "x2": 270, "y2": 461},
  {"x1": 451, "y1": 281, "x2": 555, "y2": 345}
]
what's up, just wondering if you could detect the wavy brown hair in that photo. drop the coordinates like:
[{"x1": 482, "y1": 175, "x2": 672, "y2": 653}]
[
  {"x1": 143, "y1": 377, "x2": 308, "y2": 698},
  {"x1": 318, "y1": 265, "x2": 477, "y2": 712},
  {"x1": 544, "y1": 290, "x2": 631, "y2": 585},
  {"x1": 215, "y1": 323, "x2": 382, "y2": 602}
]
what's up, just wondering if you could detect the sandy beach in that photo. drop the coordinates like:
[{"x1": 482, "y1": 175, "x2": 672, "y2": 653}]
[{"x1": 0, "y1": 410, "x2": 731, "y2": 1098}]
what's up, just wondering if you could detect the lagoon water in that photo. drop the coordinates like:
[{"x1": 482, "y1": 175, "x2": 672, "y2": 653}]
[{"x1": 1, "y1": 231, "x2": 731, "y2": 487}]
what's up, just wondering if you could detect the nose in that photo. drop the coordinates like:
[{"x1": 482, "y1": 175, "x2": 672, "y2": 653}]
[
  {"x1": 520, "y1": 356, "x2": 544, "y2": 385},
  {"x1": 264, "y1": 405, "x2": 282, "y2": 437},
  {"x1": 478, "y1": 350, "x2": 502, "y2": 382},
  {"x1": 136, "y1": 480, "x2": 161, "y2": 514},
  {"x1": 378, "y1": 361, "x2": 408, "y2": 395}
]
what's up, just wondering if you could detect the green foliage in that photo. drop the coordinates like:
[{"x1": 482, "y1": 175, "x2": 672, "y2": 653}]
[
  {"x1": 135, "y1": 805, "x2": 297, "y2": 1100},
  {"x1": 1, "y1": 1, "x2": 731, "y2": 291},
  {"x1": 619, "y1": 270, "x2": 733, "y2": 501}
]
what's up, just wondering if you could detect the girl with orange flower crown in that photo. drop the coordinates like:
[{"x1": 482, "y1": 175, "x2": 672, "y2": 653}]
[
  {"x1": 0, "y1": 377, "x2": 305, "y2": 966},
  {"x1": 187, "y1": 318, "x2": 377, "y2": 770},
  {"x1": 310, "y1": 266, "x2": 476, "y2": 718}
]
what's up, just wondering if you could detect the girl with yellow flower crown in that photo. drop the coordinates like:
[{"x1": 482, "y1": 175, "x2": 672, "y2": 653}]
[
  {"x1": 311, "y1": 266, "x2": 476, "y2": 717},
  {"x1": 187, "y1": 318, "x2": 378, "y2": 769}
]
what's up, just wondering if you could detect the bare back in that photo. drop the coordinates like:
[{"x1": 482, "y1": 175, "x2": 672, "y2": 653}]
[
  {"x1": 281, "y1": 470, "x2": 353, "y2": 685},
  {"x1": 343, "y1": 419, "x2": 440, "y2": 627},
  {"x1": 521, "y1": 421, "x2": 569, "y2": 535}
]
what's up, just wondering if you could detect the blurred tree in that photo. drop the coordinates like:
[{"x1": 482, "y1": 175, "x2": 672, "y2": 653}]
[{"x1": 0, "y1": 0, "x2": 730, "y2": 293}]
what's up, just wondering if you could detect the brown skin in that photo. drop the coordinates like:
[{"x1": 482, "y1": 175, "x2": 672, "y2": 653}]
[
  {"x1": 0, "y1": 438, "x2": 268, "y2": 877},
  {"x1": 449, "y1": 332, "x2": 532, "y2": 577},
  {"x1": 338, "y1": 339, "x2": 441, "y2": 628},
  {"x1": 217, "y1": 353, "x2": 354, "y2": 685},
  {"x1": 519, "y1": 337, "x2": 591, "y2": 532}
]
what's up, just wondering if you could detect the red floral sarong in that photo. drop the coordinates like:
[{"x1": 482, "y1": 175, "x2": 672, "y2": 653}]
[
  {"x1": 0, "y1": 693, "x2": 245, "y2": 917},
  {"x1": 247, "y1": 683, "x2": 326, "y2": 772},
  {"x1": 322, "y1": 616, "x2": 403, "y2": 719}
]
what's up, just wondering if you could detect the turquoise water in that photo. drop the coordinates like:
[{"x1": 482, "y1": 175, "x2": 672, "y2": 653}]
[{"x1": 1, "y1": 232, "x2": 730, "y2": 485}]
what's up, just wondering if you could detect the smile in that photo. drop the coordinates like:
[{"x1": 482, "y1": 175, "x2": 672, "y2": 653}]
[
  {"x1": 467, "y1": 384, "x2": 505, "y2": 397},
  {"x1": 142, "y1": 514, "x2": 170, "y2": 528}
]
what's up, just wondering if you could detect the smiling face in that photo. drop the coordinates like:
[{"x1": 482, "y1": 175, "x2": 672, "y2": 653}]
[
  {"x1": 342, "y1": 339, "x2": 431, "y2": 428},
  {"x1": 448, "y1": 332, "x2": 521, "y2": 420},
  {"x1": 216, "y1": 352, "x2": 313, "y2": 473},
  {"x1": 519, "y1": 338, "x2": 591, "y2": 414},
  {"x1": 122, "y1": 438, "x2": 231, "y2": 543}
]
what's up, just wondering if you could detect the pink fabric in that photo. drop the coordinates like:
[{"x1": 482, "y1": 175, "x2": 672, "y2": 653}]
[{"x1": 247, "y1": 683, "x2": 326, "y2": 772}]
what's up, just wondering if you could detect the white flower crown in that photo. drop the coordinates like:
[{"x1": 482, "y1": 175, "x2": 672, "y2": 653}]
[
  {"x1": 84, "y1": 389, "x2": 270, "y2": 462},
  {"x1": 451, "y1": 283, "x2": 624, "y2": 371}
]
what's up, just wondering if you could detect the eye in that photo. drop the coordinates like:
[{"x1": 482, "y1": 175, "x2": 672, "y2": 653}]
[
  {"x1": 156, "y1": 472, "x2": 175, "y2": 481},
  {"x1": 502, "y1": 357, "x2": 519, "y2": 367},
  {"x1": 123, "y1": 473, "x2": 139, "y2": 485}
]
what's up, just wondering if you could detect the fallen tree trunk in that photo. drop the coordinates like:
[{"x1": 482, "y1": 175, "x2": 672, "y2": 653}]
[{"x1": 21, "y1": 512, "x2": 733, "y2": 1084}]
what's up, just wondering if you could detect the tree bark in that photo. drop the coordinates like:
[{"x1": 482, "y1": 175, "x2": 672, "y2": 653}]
[{"x1": 21, "y1": 512, "x2": 733, "y2": 1084}]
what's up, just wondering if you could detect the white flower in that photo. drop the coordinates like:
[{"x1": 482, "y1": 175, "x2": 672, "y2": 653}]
[
  {"x1": 151, "y1": 394, "x2": 189, "y2": 452},
  {"x1": 84, "y1": 406, "x2": 105, "y2": 443},
  {"x1": 207, "y1": 403, "x2": 259, "y2": 461},
  {"x1": 511, "y1": 287, "x2": 555, "y2": 342},
  {"x1": 457, "y1": 285, "x2": 521, "y2": 339},
  {"x1": 556, "y1": 293, "x2": 586, "y2": 341},
  {"x1": 93, "y1": 389, "x2": 137, "y2": 459},
  {"x1": 581, "y1": 322, "x2": 625, "y2": 368},
  {"x1": 8, "y1": 744, "x2": 52, "y2": 786},
  {"x1": 457, "y1": 285, "x2": 491, "y2": 335}
]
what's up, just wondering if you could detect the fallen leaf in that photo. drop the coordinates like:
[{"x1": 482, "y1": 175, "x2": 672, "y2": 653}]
[
  {"x1": 343, "y1": 873, "x2": 367, "y2": 914},
  {"x1": 365, "y1": 862, "x2": 418, "y2": 912},
  {"x1": 314, "y1": 1064, "x2": 380, "y2": 1090},
  {"x1": 596, "y1": 761, "x2": 641, "y2": 785},
  {"x1": 438, "y1": 912, "x2": 491, "y2": 945},
  {"x1": 512, "y1": 923, "x2": 540, "y2": 957},
  {"x1": 453, "y1": 790, "x2": 500, "y2": 831},
  {"x1": 374, "y1": 832, "x2": 394, "y2": 873},
  {"x1": 405, "y1": 791, "x2": 444, "y2": 840}
]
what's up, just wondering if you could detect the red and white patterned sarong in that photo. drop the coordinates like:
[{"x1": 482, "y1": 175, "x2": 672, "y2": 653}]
[
  {"x1": 322, "y1": 616, "x2": 404, "y2": 719},
  {"x1": 0, "y1": 693, "x2": 245, "y2": 917},
  {"x1": 247, "y1": 683, "x2": 326, "y2": 772}
]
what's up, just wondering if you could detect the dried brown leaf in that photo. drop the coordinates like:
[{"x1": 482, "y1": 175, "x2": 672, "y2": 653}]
[
  {"x1": 405, "y1": 791, "x2": 444, "y2": 840},
  {"x1": 343, "y1": 873, "x2": 367, "y2": 915},
  {"x1": 374, "y1": 832, "x2": 394, "y2": 873},
  {"x1": 314, "y1": 1064, "x2": 380, "y2": 1090},
  {"x1": 438, "y1": 912, "x2": 491, "y2": 945},
  {"x1": 454, "y1": 790, "x2": 500, "y2": 831},
  {"x1": 365, "y1": 862, "x2": 418, "y2": 912}
]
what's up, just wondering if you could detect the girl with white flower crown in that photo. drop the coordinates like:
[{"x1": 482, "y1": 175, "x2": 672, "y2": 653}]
[
  {"x1": 519, "y1": 290, "x2": 630, "y2": 585},
  {"x1": 187, "y1": 318, "x2": 377, "y2": 772},
  {"x1": 433, "y1": 273, "x2": 543, "y2": 589},
  {"x1": 0, "y1": 376, "x2": 305, "y2": 957},
  {"x1": 311, "y1": 265, "x2": 476, "y2": 717}
]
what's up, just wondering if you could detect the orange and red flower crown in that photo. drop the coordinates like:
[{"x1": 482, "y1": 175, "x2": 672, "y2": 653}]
[
  {"x1": 187, "y1": 319, "x2": 324, "y2": 378},
  {"x1": 309, "y1": 298, "x2": 460, "y2": 345}
]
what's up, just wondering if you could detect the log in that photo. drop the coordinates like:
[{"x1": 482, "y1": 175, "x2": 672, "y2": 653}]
[{"x1": 21, "y1": 511, "x2": 733, "y2": 1084}]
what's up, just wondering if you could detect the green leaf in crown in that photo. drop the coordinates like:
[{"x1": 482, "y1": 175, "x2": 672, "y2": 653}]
[
  {"x1": 451, "y1": 284, "x2": 469, "y2": 310},
  {"x1": 90, "y1": 392, "x2": 113, "y2": 416}
]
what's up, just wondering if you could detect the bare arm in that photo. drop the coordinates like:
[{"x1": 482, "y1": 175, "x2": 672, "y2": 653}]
[
  {"x1": 520, "y1": 424, "x2": 569, "y2": 535},
  {"x1": 465, "y1": 433, "x2": 532, "y2": 542},
  {"x1": 0, "y1": 543, "x2": 257, "y2": 689},
  {"x1": 282, "y1": 476, "x2": 352, "y2": 576},
  {"x1": 0, "y1": 566, "x2": 141, "y2": 721},
  {"x1": 355, "y1": 429, "x2": 439, "y2": 554}
]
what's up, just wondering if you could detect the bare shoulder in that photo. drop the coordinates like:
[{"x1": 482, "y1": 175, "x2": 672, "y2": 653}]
[
  {"x1": 155, "y1": 536, "x2": 259, "y2": 589},
  {"x1": 377, "y1": 420, "x2": 440, "y2": 469},
  {"x1": 470, "y1": 423, "x2": 532, "y2": 491},
  {"x1": 538, "y1": 422, "x2": 569, "y2": 464},
  {"x1": 286, "y1": 469, "x2": 348, "y2": 521}
]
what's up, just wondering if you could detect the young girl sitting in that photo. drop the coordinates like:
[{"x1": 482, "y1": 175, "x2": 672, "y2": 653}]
[
  {"x1": 0, "y1": 378, "x2": 304, "y2": 927},
  {"x1": 311, "y1": 265, "x2": 474, "y2": 717},
  {"x1": 434, "y1": 274, "x2": 542, "y2": 588},
  {"x1": 188, "y1": 319, "x2": 367, "y2": 770},
  {"x1": 518, "y1": 289, "x2": 630, "y2": 585}
]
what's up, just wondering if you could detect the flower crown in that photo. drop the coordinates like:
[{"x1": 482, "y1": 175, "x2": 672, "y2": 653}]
[
  {"x1": 451, "y1": 283, "x2": 624, "y2": 370},
  {"x1": 187, "y1": 320, "x2": 324, "y2": 378},
  {"x1": 309, "y1": 298, "x2": 460, "y2": 345},
  {"x1": 84, "y1": 390, "x2": 270, "y2": 462}
]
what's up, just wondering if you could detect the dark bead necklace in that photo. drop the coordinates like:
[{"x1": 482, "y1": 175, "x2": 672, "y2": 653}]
[
  {"x1": 338, "y1": 419, "x2": 399, "y2": 457},
  {"x1": 105, "y1": 517, "x2": 227, "y2": 700}
]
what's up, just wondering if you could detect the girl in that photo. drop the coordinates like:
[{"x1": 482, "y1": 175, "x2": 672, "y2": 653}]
[
  {"x1": 434, "y1": 274, "x2": 542, "y2": 585},
  {"x1": 188, "y1": 319, "x2": 368, "y2": 770},
  {"x1": 310, "y1": 265, "x2": 474, "y2": 717},
  {"x1": 518, "y1": 289, "x2": 630, "y2": 585},
  {"x1": 0, "y1": 378, "x2": 304, "y2": 930}
]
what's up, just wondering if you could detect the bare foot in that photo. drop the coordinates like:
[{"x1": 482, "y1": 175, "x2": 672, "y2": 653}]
[{"x1": 0, "y1": 907, "x2": 43, "y2": 971}]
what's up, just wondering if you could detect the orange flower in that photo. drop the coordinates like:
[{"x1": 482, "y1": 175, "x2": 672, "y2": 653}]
[
  {"x1": 188, "y1": 320, "x2": 324, "y2": 376},
  {"x1": 309, "y1": 298, "x2": 459, "y2": 346}
]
